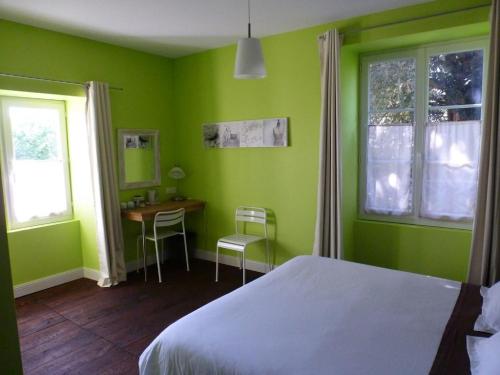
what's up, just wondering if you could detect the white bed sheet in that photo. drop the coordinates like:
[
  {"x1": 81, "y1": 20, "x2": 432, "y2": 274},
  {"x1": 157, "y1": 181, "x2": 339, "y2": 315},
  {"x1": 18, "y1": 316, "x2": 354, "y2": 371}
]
[{"x1": 139, "y1": 255, "x2": 460, "y2": 375}]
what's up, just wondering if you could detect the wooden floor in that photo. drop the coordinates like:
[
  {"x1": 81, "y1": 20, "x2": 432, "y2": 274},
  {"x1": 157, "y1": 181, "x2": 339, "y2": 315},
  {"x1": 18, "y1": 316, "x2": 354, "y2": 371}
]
[{"x1": 15, "y1": 259, "x2": 261, "y2": 375}]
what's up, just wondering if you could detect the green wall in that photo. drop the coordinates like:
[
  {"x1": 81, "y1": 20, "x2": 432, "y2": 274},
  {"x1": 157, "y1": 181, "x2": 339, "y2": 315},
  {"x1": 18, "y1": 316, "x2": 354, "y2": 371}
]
[
  {"x1": 0, "y1": 19, "x2": 176, "y2": 280},
  {"x1": 7, "y1": 221, "x2": 82, "y2": 285},
  {"x1": 172, "y1": 0, "x2": 490, "y2": 280},
  {"x1": 354, "y1": 220, "x2": 473, "y2": 281}
]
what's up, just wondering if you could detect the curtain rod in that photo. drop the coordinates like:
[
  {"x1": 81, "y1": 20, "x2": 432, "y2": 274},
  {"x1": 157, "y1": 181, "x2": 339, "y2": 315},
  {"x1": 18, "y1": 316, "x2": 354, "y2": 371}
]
[
  {"x1": 0, "y1": 72, "x2": 124, "y2": 91},
  {"x1": 341, "y1": 4, "x2": 490, "y2": 36}
]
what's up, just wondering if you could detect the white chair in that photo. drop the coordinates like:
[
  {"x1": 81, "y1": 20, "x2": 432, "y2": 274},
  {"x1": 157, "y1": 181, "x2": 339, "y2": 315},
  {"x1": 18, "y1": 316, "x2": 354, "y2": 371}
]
[
  {"x1": 140, "y1": 208, "x2": 190, "y2": 283},
  {"x1": 215, "y1": 207, "x2": 270, "y2": 285}
]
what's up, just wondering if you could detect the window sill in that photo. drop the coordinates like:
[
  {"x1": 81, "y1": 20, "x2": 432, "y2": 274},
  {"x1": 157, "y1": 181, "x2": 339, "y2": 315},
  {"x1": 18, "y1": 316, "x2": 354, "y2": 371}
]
[
  {"x1": 7, "y1": 218, "x2": 80, "y2": 234},
  {"x1": 356, "y1": 215, "x2": 472, "y2": 231}
]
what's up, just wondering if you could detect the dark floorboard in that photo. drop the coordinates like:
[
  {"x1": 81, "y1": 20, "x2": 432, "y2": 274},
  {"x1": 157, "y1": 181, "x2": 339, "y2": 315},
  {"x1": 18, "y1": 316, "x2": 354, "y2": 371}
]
[{"x1": 16, "y1": 259, "x2": 261, "y2": 374}]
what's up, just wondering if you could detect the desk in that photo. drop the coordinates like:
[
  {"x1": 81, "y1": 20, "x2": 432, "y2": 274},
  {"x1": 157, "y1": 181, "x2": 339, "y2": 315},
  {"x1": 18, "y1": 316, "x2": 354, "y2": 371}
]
[
  {"x1": 122, "y1": 199, "x2": 205, "y2": 222},
  {"x1": 122, "y1": 199, "x2": 206, "y2": 252}
]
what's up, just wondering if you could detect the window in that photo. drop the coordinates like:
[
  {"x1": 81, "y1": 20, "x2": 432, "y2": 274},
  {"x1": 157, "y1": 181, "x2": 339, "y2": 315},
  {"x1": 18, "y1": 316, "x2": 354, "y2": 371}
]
[
  {"x1": 0, "y1": 97, "x2": 72, "y2": 229},
  {"x1": 360, "y1": 40, "x2": 487, "y2": 227}
]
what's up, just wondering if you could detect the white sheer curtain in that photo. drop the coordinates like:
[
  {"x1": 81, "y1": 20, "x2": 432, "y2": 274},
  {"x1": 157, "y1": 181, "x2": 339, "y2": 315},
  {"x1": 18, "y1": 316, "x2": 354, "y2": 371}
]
[
  {"x1": 86, "y1": 81, "x2": 127, "y2": 287},
  {"x1": 365, "y1": 124, "x2": 414, "y2": 215},
  {"x1": 421, "y1": 121, "x2": 481, "y2": 220}
]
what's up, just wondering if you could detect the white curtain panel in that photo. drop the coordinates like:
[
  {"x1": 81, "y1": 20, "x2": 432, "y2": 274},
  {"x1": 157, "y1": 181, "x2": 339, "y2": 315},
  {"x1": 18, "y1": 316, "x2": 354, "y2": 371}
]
[
  {"x1": 313, "y1": 29, "x2": 343, "y2": 259},
  {"x1": 469, "y1": 0, "x2": 500, "y2": 286},
  {"x1": 365, "y1": 124, "x2": 414, "y2": 215},
  {"x1": 86, "y1": 81, "x2": 127, "y2": 287},
  {"x1": 421, "y1": 121, "x2": 481, "y2": 221}
]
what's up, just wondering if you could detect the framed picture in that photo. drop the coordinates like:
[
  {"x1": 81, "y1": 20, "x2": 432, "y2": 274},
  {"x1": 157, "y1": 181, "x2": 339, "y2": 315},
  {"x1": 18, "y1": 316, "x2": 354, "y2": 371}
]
[
  {"x1": 138, "y1": 135, "x2": 152, "y2": 149},
  {"x1": 203, "y1": 118, "x2": 288, "y2": 148},
  {"x1": 124, "y1": 135, "x2": 139, "y2": 149}
]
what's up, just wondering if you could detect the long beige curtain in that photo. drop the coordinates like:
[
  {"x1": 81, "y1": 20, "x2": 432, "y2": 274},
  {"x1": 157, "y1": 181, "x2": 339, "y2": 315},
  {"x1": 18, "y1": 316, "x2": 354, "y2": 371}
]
[
  {"x1": 313, "y1": 29, "x2": 343, "y2": 259},
  {"x1": 468, "y1": 0, "x2": 500, "y2": 287},
  {"x1": 86, "y1": 81, "x2": 127, "y2": 287}
]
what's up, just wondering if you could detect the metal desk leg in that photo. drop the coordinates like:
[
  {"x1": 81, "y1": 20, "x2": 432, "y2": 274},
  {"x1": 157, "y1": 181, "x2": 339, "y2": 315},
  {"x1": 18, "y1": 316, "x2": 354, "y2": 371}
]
[
  {"x1": 142, "y1": 221, "x2": 147, "y2": 282},
  {"x1": 203, "y1": 207, "x2": 208, "y2": 251}
]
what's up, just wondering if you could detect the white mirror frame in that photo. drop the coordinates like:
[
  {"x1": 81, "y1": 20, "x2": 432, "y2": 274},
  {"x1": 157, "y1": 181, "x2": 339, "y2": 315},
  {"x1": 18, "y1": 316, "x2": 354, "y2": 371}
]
[{"x1": 117, "y1": 129, "x2": 161, "y2": 190}]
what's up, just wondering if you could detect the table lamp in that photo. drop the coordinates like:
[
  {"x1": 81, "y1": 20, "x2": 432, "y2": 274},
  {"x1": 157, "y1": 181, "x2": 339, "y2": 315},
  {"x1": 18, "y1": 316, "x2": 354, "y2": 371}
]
[{"x1": 168, "y1": 166, "x2": 186, "y2": 201}]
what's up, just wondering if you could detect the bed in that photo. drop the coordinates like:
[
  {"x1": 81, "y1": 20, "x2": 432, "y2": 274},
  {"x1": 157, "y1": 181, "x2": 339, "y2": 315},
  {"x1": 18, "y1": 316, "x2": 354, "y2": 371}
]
[{"x1": 139, "y1": 255, "x2": 482, "y2": 375}]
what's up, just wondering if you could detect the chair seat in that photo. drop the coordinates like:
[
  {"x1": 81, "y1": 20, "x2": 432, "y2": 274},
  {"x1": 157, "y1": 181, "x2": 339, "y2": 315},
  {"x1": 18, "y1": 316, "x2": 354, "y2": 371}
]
[
  {"x1": 144, "y1": 230, "x2": 181, "y2": 241},
  {"x1": 217, "y1": 234, "x2": 264, "y2": 249}
]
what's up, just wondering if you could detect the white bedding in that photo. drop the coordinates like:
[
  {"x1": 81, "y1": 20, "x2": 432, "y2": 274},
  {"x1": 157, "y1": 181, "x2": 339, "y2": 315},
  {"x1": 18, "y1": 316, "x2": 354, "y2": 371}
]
[{"x1": 139, "y1": 256, "x2": 460, "y2": 375}]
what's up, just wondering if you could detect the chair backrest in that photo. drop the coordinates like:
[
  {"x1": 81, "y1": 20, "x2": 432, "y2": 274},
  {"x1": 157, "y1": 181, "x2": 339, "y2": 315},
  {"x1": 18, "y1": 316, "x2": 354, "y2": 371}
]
[
  {"x1": 154, "y1": 208, "x2": 185, "y2": 229},
  {"x1": 235, "y1": 207, "x2": 268, "y2": 236}
]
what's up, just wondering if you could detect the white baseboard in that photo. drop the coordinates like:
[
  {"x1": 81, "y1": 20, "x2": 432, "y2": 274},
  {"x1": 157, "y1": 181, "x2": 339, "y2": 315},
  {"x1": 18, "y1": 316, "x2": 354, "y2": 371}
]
[
  {"x1": 194, "y1": 248, "x2": 269, "y2": 274},
  {"x1": 82, "y1": 267, "x2": 101, "y2": 281},
  {"x1": 125, "y1": 254, "x2": 158, "y2": 273},
  {"x1": 13, "y1": 250, "x2": 269, "y2": 298},
  {"x1": 14, "y1": 268, "x2": 84, "y2": 298},
  {"x1": 124, "y1": 249, "x2": 269, "y2": 274}
]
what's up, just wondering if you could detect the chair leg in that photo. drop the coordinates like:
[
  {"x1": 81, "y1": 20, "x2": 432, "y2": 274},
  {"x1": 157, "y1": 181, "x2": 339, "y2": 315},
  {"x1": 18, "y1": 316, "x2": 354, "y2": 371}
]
[
  {"x1": 242, "y1": 250, "x2": 246, "y2": 285},
  {"x1": 215, "y1": 246, "x2": 219, "y2": 282},
  {"x1": 183, "y1": 233, "x2": 190, "y2": 272},
  {"x1": 136, "y1": 236, "x2": 140, "y2": 273},
  {"x1": 265, "y1": 239, "x2": 271, "y2": 273},
  {"x1": 160, "y1": 239, "x2": 165, "y2": 264},
  {"x1": 143, "y1": 236, "x2": 147, "y2": 282},
  {"x1": 154, "y1": 240, "x2": 163, "y2": 283},
  {"x1": 239, "y1": 253, "x2": 242, "y2": 269}
]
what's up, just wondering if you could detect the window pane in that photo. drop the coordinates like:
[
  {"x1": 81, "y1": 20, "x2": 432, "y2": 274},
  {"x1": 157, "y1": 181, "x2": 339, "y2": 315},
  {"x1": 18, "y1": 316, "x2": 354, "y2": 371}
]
[
  {"x1": 369, "y1": 111, "x2": 415, "y2": 126},
  {"x1": 429, "y1": 107, "x2": 481, "y2": 123},
  {"x1": 421, "y1": 121, "x2": 481, "y2": 221},
  {"x1": 365, "y1": 125, "x2": 414, "y2": 215},
  {"x1": 366, "y1": 57, "x2": 416, "y2": 215},
  {"x1": 422, "y1": 48, "x2": 484, "y2": 221},
  {"x1": 369, "y1": 58, "x2": 416, "y2": 112},
  {"x1": 7, "y1": 105, "x2": 70, "y2": 224},
  {"x1": 428, "y1": 50, "x2": 483, "y2": 108}
]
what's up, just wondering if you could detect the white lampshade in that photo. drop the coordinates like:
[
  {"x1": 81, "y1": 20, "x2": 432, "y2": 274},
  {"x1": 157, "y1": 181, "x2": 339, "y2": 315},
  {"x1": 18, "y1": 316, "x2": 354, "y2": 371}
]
[
  {"x1": 234, "y1": 37, "x2": 266, "y2": 79},
  {"x1": 168, "y1": 166, "x2": 185, "y2": 180}
]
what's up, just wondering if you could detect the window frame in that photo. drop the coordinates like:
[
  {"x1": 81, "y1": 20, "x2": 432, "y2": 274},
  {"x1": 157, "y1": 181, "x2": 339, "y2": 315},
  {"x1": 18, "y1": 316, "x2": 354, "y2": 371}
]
[
  {"x1": 0, "y1": 96, "x2": 73, "y2": 230},
  {"x1": 359, "y1": 38, "x2": 489, "y2": 229}
]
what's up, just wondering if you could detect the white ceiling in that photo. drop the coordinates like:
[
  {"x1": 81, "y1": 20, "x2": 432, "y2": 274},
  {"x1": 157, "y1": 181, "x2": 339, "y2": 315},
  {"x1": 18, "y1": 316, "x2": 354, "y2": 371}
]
[{"x1": 0, "y1": 0, "x2": 429, "y2": 58}]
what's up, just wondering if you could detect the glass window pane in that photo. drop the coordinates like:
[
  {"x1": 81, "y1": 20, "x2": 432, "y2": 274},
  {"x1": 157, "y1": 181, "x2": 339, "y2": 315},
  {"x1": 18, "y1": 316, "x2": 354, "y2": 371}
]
[
  {"x1": 6, "y1": 104, "x2": 70, "y2": 225},
  {"x1": 421, "y1": 121, "x2": 481, "y2": 220},
  {"x1": 428, "y1": 50, "x2": 483, "y2": 108},
  {"x1": 369, "y1": 111, "x2": 414, "y2": 126},
  {"x1": 423, "y1": 48, "x2": 484, "y2": 222},
  {"x1": 369, "y1": 58, "x2": 416, "y2": 112},
  {"x1": 429, "y1": 107, "x2": 481, "y2": 123},
  {"x1": 365, "y1": 125, "x2": 414, "y2": 215},
  {"x1": 366, "y1": 56, "x2": 416, "y2": 216},
  {"x1": 10, "y1": 107, "x2": 63, "y2": 160}
]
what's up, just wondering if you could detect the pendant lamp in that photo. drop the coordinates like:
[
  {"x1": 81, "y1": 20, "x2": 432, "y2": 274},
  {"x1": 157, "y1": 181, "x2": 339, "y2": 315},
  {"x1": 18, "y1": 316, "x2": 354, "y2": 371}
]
[{"x1": 234, "y1": 0, "x2": 266, "y2": 79}]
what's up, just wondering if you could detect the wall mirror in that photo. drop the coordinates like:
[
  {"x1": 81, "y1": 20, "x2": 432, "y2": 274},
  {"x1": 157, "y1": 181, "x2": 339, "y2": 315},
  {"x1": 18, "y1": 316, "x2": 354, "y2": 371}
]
[{"x1": 117, "y1": 129, "x2": 161, "y2": 189}]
